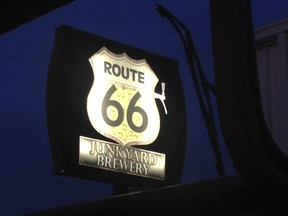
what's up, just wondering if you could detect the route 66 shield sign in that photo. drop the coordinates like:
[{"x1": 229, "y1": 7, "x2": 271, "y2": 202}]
[{"x1": 87, "y1": 47, "x2": 160, "y2": 147}]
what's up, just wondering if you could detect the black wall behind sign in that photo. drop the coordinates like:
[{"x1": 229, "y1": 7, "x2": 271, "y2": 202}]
[{"x1": 46, "y1": 26, "x2": 186, "y2": 187}]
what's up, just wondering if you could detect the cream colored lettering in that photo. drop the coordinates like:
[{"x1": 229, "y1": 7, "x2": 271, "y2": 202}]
[
  {"x1": 105, "y1": 156, "x2": 112, "y2": 168},
  {"x1": 112, "y1": 158, "x2": 119, "y2": 169},
  {"x1": 135, "y1": 163, "x2": 142, "y2": 174},
  {"x1": 149, "y1": 154, "x2": 157, "y2": 165},
  {"x1": 95, "y1": 141, "x2": 104, "y2": 154},
  {"x1": 89, "y1": 141, "x2": 96, "y2": 155},
  {"x1": 125, "y1": 148, "x2": 133, "y2": 160},
  {"x1": 131, "y1": 150, "x2": 139, "y2": 162},
  {"x1": 129, "y1": 161, "x2": 136, "y2": 173},
  {"x1": 140, "y1": 151, "x2": 148, "y2": 163},
  {"x1": 142, "y1": 164, "x2": 150, "y2": 175},
  {"x1": 119, "y1": 159, "x2": 128, "y2": 170},
  {"x1": 97, "y1": 155, "x2": 105, "y2": 166}
]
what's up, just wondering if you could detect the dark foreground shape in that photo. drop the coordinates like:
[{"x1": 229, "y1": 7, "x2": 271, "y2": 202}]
[{"x1": 27, "y1": 176, "x2": 288, "y2": 216}]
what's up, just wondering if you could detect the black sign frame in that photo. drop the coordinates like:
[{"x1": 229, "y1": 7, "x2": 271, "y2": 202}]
[{"x1": 46, "y1": 26, "x2": 186, "y2": 187}]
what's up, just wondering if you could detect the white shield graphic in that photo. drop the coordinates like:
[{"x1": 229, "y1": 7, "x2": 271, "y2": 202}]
[{"x1": 87, "y1": 47, "x2": 161, "y2": 147}]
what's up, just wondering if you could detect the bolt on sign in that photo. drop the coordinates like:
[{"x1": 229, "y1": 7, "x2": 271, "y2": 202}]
[{"x1": 47, "y1": 26, "x2": 186, "y2": 187}]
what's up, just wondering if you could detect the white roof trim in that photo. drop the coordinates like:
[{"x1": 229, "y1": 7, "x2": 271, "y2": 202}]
[{"x1": 255, "y1": 18, "x2": 288, "y2": 40}]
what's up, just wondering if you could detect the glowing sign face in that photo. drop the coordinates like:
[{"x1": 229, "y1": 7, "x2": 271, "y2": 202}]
[
  {"x1": 80, "y1": 47, "x2": 167, "y2": 180},
  {"x1": 87, "y1": 47, "x2": 163, "y2": 147}
]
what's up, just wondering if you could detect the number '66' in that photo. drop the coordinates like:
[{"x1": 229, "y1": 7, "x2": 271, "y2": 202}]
[{"x1": 101, "y1": 85, "x2": 148, "y2": 133}]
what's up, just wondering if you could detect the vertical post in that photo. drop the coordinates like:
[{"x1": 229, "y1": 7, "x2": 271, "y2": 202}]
[{"x1": 210, "y1": 0, "x2": 260, "y2": 180}]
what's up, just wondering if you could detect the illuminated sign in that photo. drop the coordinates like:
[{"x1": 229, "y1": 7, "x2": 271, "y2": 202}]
[
  {"x1": 46, "y1": 26, "x2": 186, "y2": 187},
  {"x1": 79, "y1": 47, "x2": 166, "y2": 180}
]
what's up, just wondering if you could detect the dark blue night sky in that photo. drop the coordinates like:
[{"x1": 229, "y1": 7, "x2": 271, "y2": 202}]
[{"x1": 1, "y1": 0, "x2": 288, "y2": 215}]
